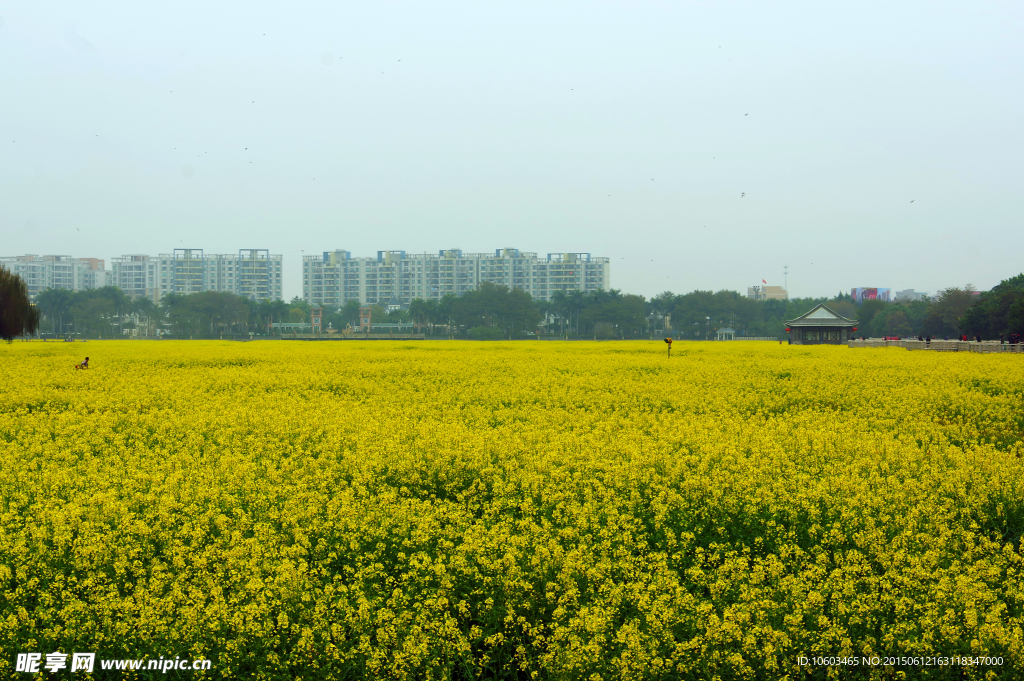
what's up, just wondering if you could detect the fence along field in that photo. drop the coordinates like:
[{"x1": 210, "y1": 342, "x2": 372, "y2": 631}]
[{"x1": 1, "y1": 340, "x2": 1022, "y2": 679}]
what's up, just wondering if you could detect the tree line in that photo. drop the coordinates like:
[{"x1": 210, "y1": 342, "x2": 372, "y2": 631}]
[
  {"x1": 286, "y1": 283, "x2": 647, "y2": 340},
  {"x1": 4, "y1": 264, "x2": 1024, "y2": 341},
  {"x1": 650, "y1": 281, "x2": 1023, "y2": 340},
  {"x1": 17, "y1": 281, "x2": 650, "y2": 340},
  {"x1": 30, "y1": 287, "x2": 298, "y2": 339}
]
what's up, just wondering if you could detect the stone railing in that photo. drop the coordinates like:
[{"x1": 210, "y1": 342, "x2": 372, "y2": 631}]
[
  {"x1": 848, "y1": 339, "x2": 891, "y2": 348},
  {"x1": 971, "y1": 342, "x2": 1023, "y2": 354},
  {"x1": 849, "y1": 339, "x2": 1022, "y2": 353}
]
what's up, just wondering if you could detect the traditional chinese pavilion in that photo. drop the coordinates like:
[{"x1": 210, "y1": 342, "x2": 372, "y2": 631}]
[{"x1": 785, "y1": 304, "x2": 858, "y2": 345}]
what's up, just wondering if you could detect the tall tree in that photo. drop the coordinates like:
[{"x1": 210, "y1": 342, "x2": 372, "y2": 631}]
[
  {"x1": 960, "y1": 274, "x2": 1024, "y2": 339},
  {"x1": 503, "y1": 287, "x2": 542, "y2": 338},
  {"x1": 131, "y1": 297, "x2": 160, "y2": 337},
  {"x1": 922, "y1": 285, "x2": 978, "y2": 337},
  {"x1": 0, "y1": 266, "x2": 40, "y2": 342},
  {"x1": 35, "y1": 288, "x2": 76, "y2": 336},
  {"x1": 550, "y1": 289, "x2": 569, "y2": 338},
  {"x1": 649, "y1": 291, "x2": 677, "y2": 333},
  {"x1": 422, "y1": 299, "x2": 440, "y2": 335},
  {"x1": 407, "y1": 299, "x2": 428, "y2": 333},
  {"x1": 256, "y1": 299, "x2": 289, "y2": 334},
  {"x1": 65, "y1": 287, "x2": 131, "y2": 338},
  {"x1": 437, "y1": 294, "x2": 457, "y2": 338}
]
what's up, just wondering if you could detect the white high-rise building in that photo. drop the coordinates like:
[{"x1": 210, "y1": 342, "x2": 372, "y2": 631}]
[
  {"x1": 205, "y1": 249, "x2": 283, "y2": 302},
  {"x1": 154, "y1": 249, "x2": 283, "y2": 301},
  {"x1": 302, "y1": 248, "x2": 611, "y2": 307},
  {"x1": 0, "y1": 255, "x2": 110, "y2": 299},
  {"x1": 111, "y1": 249, "x2": 284, "y2": 303},
  {"x1": 112, "y1": 255, "x2": 160, "y2": 303}
]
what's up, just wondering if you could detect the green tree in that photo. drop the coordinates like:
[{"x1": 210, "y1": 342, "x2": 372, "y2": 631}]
[
  {"x1": 132, "y1": 297, "x2": 160, "y2": 337},
  {"x1": 340, "y1": 300, "x2": 362, "y2": 328},
  {"x1": 385, "y1": 307, "x2": 410, "y2": 324},
  {"x1": 854, "y1": 298, "x2": 887, "y2": 336},
  {"x1": 549, "y1": 290, "x2": 569, "y2": 338},
  {"x1": 960, "y1": 274, "x2": 1024, "y2": 339},
  {"x1": 288, "y1": 296, "x2": 311, "y2": 316},
  {"x1": 468, "y1": 325, "x2": 504, "y2": 340},
  {"x1": 532, "y1": 298, "x2": 556, "y2": 336},
  {"x1": 369, "y1": 305, "x2": 389, "y2": 324},
  {"x1": 35, "y1": 288, "x2": 76, "y2": 336},
  {"x1": 160, "y1": 291, "x2": 252, "y2": 338},
  {"x1": 256, "y1": 299, "x2": 289, "y2": 335},
  {"x1": 566, "y1": 290, "x2": 586, "y2": 336},
  {"x1": 668, "y1": 290, "x2": 716, "y2": 339},
  {"x1": 448, "y1": 283, "x2": 543, "y2": 339},
  {"x1": 580, "y1": 290, "x2": 647, "y2": 338},
  {"x1": 649, "y1": 291, "x2": 677, "y2": 335},
  {"x1": 437, "y1": 294, "x2": 458, "y2": 338},
  {"x1": 922, "y1": 285, "x2": 977, "y2": 337},
  {"x1": 871, "y1": 307, "x2": 913, "y2": 337},
  {"x1": 0, "y1": 266, "x2": 40, "y2": 342},
  {"x1": 161, "y1": 294, "x2": 199, "y2": 338},
  {"x1": 422, "y1": 299, "x2": 441, "y2": 336},
  {"x1": 503, "y1": 287, "x2": 542, "y2": 338},
  {"x1": 453, "y1": 282, "x2": 504, "y2": 332},
  {"x1": 407, "y1": 299, "x2": 429, "y2": 333},
  {"x1": 68, "y1": 287, "x2": 131, "y2": 338}
]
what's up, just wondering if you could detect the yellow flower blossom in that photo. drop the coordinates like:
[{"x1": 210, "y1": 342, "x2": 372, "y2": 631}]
[{"x1": 0, "y1": 340, "x2": 1022, "y2": 679}]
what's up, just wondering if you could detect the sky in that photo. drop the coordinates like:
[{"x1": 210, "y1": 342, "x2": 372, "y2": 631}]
[{"x1": 1, "y1": 1, "x2": 1022, "y2": 301}]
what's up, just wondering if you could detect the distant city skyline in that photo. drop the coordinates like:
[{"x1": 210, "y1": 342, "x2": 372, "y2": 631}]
[
  {"x1": 3, "y1": 247, "x2": 962, "y2": 304},
  {"x1": 2, "y1": 2, "x2": 1021, "y2": 300}
]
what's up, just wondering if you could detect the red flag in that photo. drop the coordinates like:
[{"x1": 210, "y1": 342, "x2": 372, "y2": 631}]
[{"x1": 762, "y1": 279, "x2": 767, "y2": 284}]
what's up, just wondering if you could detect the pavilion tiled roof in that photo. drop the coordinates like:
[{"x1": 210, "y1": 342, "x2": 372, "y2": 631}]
[{"x1": 785, "y1": 304, "x2": 858, "y2": 327}]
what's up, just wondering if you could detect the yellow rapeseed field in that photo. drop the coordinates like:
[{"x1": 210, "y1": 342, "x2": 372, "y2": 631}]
[{"x1": 1, "y1": 340, "x2": 1023, "y2": 680}]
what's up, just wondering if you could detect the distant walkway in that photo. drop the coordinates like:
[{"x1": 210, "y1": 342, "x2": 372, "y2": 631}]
[
  {"x1": 849, "y1": 339, "x2": 1023, "y2": 353},
  {"x1": 281, "y1": 333, "x2": 426, "y2": 341}
]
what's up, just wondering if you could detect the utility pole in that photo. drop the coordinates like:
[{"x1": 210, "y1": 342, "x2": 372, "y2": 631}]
[{"x1": 784, "y1": 265, "x2": 789, "y2": 294}]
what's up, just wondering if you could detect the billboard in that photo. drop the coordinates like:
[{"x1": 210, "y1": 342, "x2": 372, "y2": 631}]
[{"x1": 851, "y1": 287, "x2": 890, "y2": 303}]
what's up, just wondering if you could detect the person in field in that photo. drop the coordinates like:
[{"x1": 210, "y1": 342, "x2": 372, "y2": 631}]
[{"x1": 75, "y1": 357, "x2": 89, "y2": 370}]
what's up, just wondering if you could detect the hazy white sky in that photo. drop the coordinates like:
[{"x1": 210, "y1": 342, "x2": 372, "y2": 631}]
[{"x1": 2, "y1": 1, "x2": 1022, "y2": 300}]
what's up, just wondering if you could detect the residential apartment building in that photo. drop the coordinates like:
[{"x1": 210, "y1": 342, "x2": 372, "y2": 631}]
[
  {"x1": 205, "y1": 249, "x2": 282, "y2": 301},
  {"x1": 110, "y1": 249, "x2": 284, "y2": 302},
  {"x1": 78, "y1": 258, "x2": 110, "y2": 291},
  {"x1": 303, "y1": 248, "x2": 611, "y2": 307},
  {"x1": 111, "y1": 255, "x2": 160, "y2": 303},
  {"x1": 0, "y1": 255, "x2": 110, "y2": 299}
]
